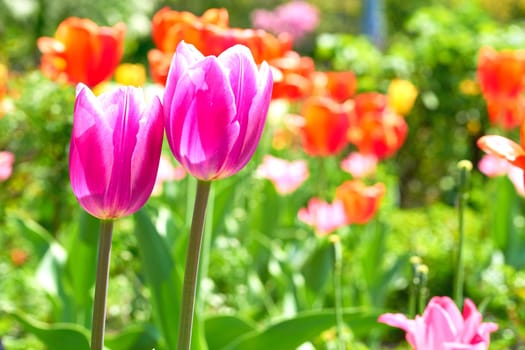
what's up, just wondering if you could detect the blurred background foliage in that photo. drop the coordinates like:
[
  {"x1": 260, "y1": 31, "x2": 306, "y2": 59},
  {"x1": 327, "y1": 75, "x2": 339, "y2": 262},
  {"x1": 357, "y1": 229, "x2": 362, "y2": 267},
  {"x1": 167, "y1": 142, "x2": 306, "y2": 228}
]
[{"x1": 2, "y1": 0, "x2": 525, "y2": 348}]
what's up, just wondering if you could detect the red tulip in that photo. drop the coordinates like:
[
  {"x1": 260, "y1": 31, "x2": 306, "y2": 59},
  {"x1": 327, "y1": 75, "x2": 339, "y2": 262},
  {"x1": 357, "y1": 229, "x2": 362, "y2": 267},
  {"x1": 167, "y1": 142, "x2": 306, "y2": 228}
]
[
  {"x1": 348, "y1": 92, "x2": 408, "y2": 159},
  {"x1": 299, "y1": 96, "x2": 350, "y2": 156},
  {"x1": 37, "y1": 17, "x2": 125, "y2": 88},
  {"x1": 477, "y1": 46, "x2": 525, "y2": 129}
]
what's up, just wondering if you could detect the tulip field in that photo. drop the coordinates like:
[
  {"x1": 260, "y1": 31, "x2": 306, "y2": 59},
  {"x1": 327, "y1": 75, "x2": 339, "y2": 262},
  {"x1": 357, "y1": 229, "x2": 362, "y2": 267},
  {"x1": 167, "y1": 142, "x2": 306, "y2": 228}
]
[{"x1": 3, "y1": 0, "x2": 525, "y2": 349}]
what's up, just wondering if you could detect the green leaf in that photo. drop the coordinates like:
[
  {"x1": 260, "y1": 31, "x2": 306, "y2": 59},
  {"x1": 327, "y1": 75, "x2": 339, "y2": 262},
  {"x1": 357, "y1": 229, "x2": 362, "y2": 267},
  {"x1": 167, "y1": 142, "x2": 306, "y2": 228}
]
[
  {"x1": 64, "y1": 210, "x2": 100, "y2": 326},
  {"x1": 224, "y1": 309, "x2": 378, "y2": 350},
  {"x1": 8, "y1": 310, "x2": 90, "y2": 350},
  {"x1": 134, "y1": 209, "x2": 182, "y2": 350},
  {"x1": 205, "y1": 315, "x2": 256, "y2": 350},
  {"x1": 301, "y1": 240, "x2": 333, "y2": 297},
  {"x1": 105, "y1": 322, "x2": 159, "y2": 350},
  {"x1": 12, "y1": 214, "x2": 54, "y2": 259}
]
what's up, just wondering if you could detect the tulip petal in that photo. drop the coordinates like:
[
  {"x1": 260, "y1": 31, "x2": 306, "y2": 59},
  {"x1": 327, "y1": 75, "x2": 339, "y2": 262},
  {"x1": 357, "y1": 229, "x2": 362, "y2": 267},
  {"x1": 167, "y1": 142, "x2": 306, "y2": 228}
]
[
  {"x1": 164, "y1": 41, "x2": 205, "y2": 118},
  {"x1": 167, "y1": 57, "x2": 239, "y2": 180},
  {"x1": 477, "y1": 135, "x2": 525, "y2": 169},
  {"x1": 127, "y1": 95, "x2": 164, "y2": 213},
  {"x1": 70, "y1": 84, "x2": 114, "y2": 216}
]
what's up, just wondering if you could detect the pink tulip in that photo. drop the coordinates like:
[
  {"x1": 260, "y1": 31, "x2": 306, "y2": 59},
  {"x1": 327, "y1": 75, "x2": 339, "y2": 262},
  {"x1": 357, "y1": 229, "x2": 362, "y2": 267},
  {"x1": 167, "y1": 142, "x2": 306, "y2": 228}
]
[
  {"x1": 0, "y1": 151, "x2": 14, "y2": 181},
  {"x1": 298, "y1": 197, "x2": 347, "y2": 236},
  {"x1": 340, "y1": 152, "x2": 378, "y2": 179},
  {"x1": 378, "y1": 296, "x2": 498, "y2": 350},
  {"x1": 256, "y1": 155, "x2": 309, "y2": 194},
  {"x1": 163, "y1": 41, "x2": 273, "y2": 181},
  {"x1": 69, "y1": 83, "x2": 164, "y2": 219},
  {"x1": 477, "y1": 154, "x2": 510, "y2": 177}
]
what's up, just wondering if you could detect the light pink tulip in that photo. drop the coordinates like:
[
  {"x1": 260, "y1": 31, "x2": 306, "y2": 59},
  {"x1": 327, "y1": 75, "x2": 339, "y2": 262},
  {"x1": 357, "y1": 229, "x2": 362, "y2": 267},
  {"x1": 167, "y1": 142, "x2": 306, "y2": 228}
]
[
  {"x1": 477, "y1": 154, "x2": 509, "y2": 177},
  {"x1": 256, "y1": 155, "x2": 309, "y2": 194},
  {"x1": 164, "y1": 41, "x2": 273, "y2": 181},
  {"x1": 0, "y1": 151, "x2": 14, "y2": 181},
  {"x1": 378, "y1": 296, "x2": 498, "y2": 350},
  {"x1": 298, "y1": 197, "x2": 347, "y2": 236},
  {"x1": 69, "y1": 83, "x2": 164, "y2": 219},
  {"x1": 340, "y1": 152, "x2": 378, "y2": 179}
]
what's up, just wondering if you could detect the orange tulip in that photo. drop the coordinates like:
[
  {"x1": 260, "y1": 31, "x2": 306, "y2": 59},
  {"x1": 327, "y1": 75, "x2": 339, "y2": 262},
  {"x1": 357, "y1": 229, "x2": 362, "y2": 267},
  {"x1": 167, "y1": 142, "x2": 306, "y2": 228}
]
[
  {"x1": 300, "y1": 96, "x2": 350, "y2": 156},
  {"x1": 348, "y1": 92, "x2": 408, "y2": 159},
  {"x1": 37, "y1": 17, "x2": 125, "y2": 88},
  {"x1": 148, "y1": 7, "x2": 292, "y2": 85},
  {"x1": 270, "y1": 51, "x2": 315, "y2": 100},
  {"x1": 477, "y1": 46, "x2": 525, "y2": 129},
  {"x1": 335, "y1": 180, "x2": 385, "y2": 224},
  {"x1": 314, "y1": 71, "x2": 358, "y2": 102}
]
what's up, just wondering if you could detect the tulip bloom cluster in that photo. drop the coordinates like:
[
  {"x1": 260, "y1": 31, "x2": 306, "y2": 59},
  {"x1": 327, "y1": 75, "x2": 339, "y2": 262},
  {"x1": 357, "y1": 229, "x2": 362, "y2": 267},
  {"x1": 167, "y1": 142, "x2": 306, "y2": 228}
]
[
  {"x1": 69, "y1": 41, "x2": 273, "y2": 217},
  {"x1": 37, "y1": 17, "x2": 125, "y2": 88},
  {"x1": 148, "y1": 7, "x2": 290, "y2": 85},
  {"x1": 379, "y1": 296, "x2": 498, "y2": 350},
  {"x1": 477, "y1": 46, "x2": 525, "y2": 129}
]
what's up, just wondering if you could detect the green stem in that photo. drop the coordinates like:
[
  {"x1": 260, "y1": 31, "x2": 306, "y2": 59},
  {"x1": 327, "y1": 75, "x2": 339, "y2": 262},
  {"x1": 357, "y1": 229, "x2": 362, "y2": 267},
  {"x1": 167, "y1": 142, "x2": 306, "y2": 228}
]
[
  {"x1": 454, "y1": 191, "x2": 465, "y2": 307},
  {"x1": 454, "y1": 161, "x2": 471, "y2": 307},
  {"x1": 91, "y1": 220, "x2": 114, "y2": 350},
  {"x1": 332, "y1": 235, "x2": 345, "y2": 350},
  {"x1": 177, "y1": 180, "x2": 211, "y2": 350}
]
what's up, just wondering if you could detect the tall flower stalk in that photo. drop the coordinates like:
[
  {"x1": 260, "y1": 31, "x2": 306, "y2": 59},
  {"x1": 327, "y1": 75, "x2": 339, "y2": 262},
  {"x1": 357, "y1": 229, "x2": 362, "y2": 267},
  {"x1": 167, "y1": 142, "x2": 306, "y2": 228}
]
[
  {"x1": 163, "y1": 41, "x2": 273, "y2": 349},
  {"x1": 177, "y1": 180, "x2": 211, "y2": 349},
  {"x1": 454, "y1": 160, "x2": 472, "y2": 306}
]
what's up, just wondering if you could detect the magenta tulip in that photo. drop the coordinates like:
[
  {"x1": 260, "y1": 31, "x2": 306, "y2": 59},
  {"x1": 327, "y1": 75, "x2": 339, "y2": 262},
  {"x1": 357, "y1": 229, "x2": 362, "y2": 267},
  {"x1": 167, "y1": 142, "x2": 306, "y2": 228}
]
[
  {"x1": 163, "y1": 41, "x2": 273, "y2": 181},
  {"x1": 69, "y1": 83, "x2": 164, "y2": 219},
  {"x1": 378, "y1": 296, "x2": 498, "y2": 350}
]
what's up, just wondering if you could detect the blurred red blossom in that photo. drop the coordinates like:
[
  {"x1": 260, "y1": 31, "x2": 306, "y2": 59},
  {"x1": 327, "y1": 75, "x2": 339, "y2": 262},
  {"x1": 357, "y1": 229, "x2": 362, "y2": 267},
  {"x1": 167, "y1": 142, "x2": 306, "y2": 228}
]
[
  {"x1": 299, "y1": 96, "x2": 351, "y2": 156},
  {"x1": 37, "y1": 17, "x2": 125, "y2": 88},
  {"x1": 335, "y1": 180, "x2": 385, "y2": 225},
  {"x1": 477, "y1": 46, "x2": 525, "y2": 129},
  {"x1": 348, "y1": 92, "x2": 408, "y2": 159}
]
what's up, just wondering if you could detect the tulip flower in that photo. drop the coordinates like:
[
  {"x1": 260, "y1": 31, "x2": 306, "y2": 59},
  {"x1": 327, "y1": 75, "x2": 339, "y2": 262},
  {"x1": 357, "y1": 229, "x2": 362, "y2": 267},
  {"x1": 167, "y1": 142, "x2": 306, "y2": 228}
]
[
  {"x1": 477, "y1": 154, "x2": 510, "y2": 178},
  {"x1": 69, "y1": 83, "x2": 164, "y2": 220},
  {"x1": 313, "y1": 71, "x2": 358, "y2": 102},
  {"x1": 340, "y1": 152, "x2": 378, "y2": 179},
  {"x1": 378, "y1": 296, "x2": 498, "y2": 350},
  {"x1": 387, "y1": 79, "x2": 418, "y2": 116},
  {"x1": 299, "y1": 96, "x2": 351, "y2": 156},
  {"x1": 256, "y1": 155, "x2": 309, "y2": 194},
  {"x1": 335, "y1": 180, "x2": 385, "y2": 225},
  {"x1": 348, "y1": 92, "x2": 408, "y2": 159},
  {"x1": 114, "y1": 63, "x2": 147, "y2": 87},
  {"x1": 37, "y1": 17, "x2": 125, "y2": 88},
  {"x1": 163, "y1": 41, "x2": 273, "y2": 181},
  {"x1": 0, "y1": 151, "x2": 15, "y2": 181},
  {"x1": 270, "y1": 51, "x2": 315, "y2": 100},
  {"x1": 477, "y1": 46, "x2": 525, "y2": 129},
  {"x1": 298, "y1": 197, "x2": 347, "y2": 236}
]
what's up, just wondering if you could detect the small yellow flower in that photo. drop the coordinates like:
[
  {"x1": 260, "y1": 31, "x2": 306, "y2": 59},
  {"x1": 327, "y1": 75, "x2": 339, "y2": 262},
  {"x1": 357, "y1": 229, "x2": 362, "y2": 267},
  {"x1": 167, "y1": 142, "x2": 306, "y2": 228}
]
[
  {"x1": 387, "y1": 79, "x2": 418, "y2": 116},
  {"x1": 459, "y1": 79, "x2": 480, "y2": 96},
  {"x1": 114, "y1": 63, "x2": 147, "y2": 87}
]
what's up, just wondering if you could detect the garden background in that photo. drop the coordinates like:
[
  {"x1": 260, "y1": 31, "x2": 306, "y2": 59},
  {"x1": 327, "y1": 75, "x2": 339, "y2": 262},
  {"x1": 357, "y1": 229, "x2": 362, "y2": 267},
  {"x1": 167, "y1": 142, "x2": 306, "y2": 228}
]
[{"x1": 1, "y1": 0, "x2": 525, "y2": 348}]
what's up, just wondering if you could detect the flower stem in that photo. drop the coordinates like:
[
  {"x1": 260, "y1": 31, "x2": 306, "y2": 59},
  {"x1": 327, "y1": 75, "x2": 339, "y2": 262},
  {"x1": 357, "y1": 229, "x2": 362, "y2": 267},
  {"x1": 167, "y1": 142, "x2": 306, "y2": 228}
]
[
  {"x1": 454, "y1": 160, "x2": 472, "y2": 307},
  {"x1": 177, "y1": 180, "x2": 211, "y2": 350},
  {"x1": 331, "y1": 234, "x2": 345, "y2": 350},
  {"x1": 91, "y1": 220, "x2": 114, "y2": 350}
]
